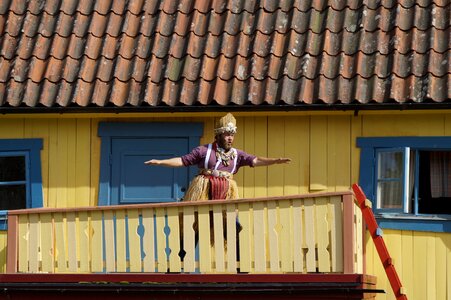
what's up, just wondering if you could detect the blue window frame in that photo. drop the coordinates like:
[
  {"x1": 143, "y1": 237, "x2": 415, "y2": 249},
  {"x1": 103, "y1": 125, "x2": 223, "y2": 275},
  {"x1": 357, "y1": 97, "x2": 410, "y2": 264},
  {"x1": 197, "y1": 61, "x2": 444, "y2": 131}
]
[
  {"x1": 358, "y1": 137, "x2": 451, "y2": 233},
  {"x1": 0, "y1": 139, "x2": 43, "y2": 229}
]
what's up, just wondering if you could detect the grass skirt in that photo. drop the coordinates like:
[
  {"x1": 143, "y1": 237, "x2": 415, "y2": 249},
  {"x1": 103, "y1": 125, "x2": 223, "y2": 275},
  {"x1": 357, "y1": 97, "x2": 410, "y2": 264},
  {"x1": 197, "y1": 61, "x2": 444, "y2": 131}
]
[{"x1": 183, "y1": 175, "x2": 239, "y2": 201}]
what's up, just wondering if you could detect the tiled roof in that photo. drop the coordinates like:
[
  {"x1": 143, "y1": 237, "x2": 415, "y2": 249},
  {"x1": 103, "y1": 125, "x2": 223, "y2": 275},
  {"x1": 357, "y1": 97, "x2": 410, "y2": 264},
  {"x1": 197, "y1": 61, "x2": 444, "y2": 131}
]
[{"x1": 0, "y1": 0, "x2": 449, "y2": 110}]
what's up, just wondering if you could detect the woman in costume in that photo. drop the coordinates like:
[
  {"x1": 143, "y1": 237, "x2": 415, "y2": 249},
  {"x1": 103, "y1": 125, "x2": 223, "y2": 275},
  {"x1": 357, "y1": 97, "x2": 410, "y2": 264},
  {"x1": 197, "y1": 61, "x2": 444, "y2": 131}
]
[{"x1": 144, "y1": 113, "x2": 291, "y2": 202}]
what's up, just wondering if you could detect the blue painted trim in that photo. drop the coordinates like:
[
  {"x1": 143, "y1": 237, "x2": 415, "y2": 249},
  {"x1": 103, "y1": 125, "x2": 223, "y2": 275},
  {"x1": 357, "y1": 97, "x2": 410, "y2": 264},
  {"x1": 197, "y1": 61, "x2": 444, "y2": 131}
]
[
  {"x1": 358, "y1": 136, "x2": 451, "y2": 233},
  {"x1": 98, "y1": 123, "x2": 203, "y2": 206},
  {"x1": 0, "y1": 210, "x2": 7, "y2": 231},
  {"x1": 376, "y1": 217, "x2": 451, "y2": 233},
  {"x1": 0, "y1": 139, "x2": 43, "y2": 209},
  {"x1": 98, "y1": 122, "x2": 203, "y2": 138}
]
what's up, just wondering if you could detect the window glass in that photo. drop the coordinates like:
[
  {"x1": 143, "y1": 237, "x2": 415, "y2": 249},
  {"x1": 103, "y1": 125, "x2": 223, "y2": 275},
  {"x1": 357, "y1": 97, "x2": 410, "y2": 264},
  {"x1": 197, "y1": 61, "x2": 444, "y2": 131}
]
[
  {"x1": 0, "y1": 185, "x2": 26, "y2": 210},
  {"x1": 376, "y1": 150, "x2": 404, "y2": 209},
  {"x1": 0, "y1": 156, "x2": 25, "y2": 181}
]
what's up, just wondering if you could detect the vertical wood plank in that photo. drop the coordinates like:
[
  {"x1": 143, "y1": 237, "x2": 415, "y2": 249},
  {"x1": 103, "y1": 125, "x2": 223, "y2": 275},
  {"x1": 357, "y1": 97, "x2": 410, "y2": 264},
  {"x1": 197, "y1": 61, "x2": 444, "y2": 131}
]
[
  {"x1": 253, "y1": 202, "x2": 266, "y2": 273},
  {"x1": 226, "y1": 204, "x2": 237, "y2": 273},
  {"x1": 267, "y1": 200, "x2": 280, "y2": 272},
  {"x1": 90, "y1": 211, "x2": 103, "y2": 272},
  {"x1": 103, "y1": 210, "x2": 115, "y2": 272},
  {"x1": 56, "y1": 120, "x2": 69, "y2": 208},
  {"x1": 78, "y1": 211, "x2": 90, "y2": 272},
  {"x1": 238, "y1": 203, "x2": 251, "y2": 272},
  {"x1": 213, "y1": 205, "x2": 225, "y2": 272},
  {"x1": 292, "y1": 199, "x2": 304, "y2": 272},
  {"x1": 355, "y1": 206, "x2": 363, "y2": 273},
  {"x1": 28, "y1": 214, "x2": 40, "y2": 273},
  {"x1": 66, "y1": 212, "x2": 78, "y2": 272},
  {"x1": 310, "y1": 116, "x2": 328, "y2": 191},
  {"x1": 198, "y1": 205, "x2": 211, "y2": 273},
  {"x1": 115, "y1": 210, "x2": 127, "y2": 272},
  {"x1": 155, "y1": 207, "x2": 167, "y2": 272},
  {"x1": 254, "y1": 117, "x2": 268, "y2": 197},
  {"x1": 401, "y1": 231, "x2": 413, "y2": 300},
  {"x1": 90, "y1": 119, "x2": 101, "y2": 206},
  {"x1": 40, "y1": 213, "x2": 54, "y2": 273},
  {"x1": 167, "y1": 207, "x2": 181, "y2": 272},
  {"x1": 182, "y1": 206, "x2": 195, "y2": 273},
  {"x1": 18, "y1": 215, "x2": 29, "y2": 273},
  {"x1": 54, "y1": 213, "x2": 67, "y2": 272},
  {"x1": 329, "y1": 196, "x2": 343, "y2": 272},
  {"x1": 242, "y1": 117, "x2": 255, "y2": 198},
  {"x1": 279, "y1": 200, "x2": 293, "y2": 272},
  {"x1": 267, "y1": 117, "x2": 285, "y2": 196},
  {"x1": 128, "y1": 209, "x2": 142, "y2": 272},
  {"x1": 142, "y1": 208, "x2": 156, "y2": 272},
  {"x1": 304, "y1": 198, "x2": 316, "y2": 272},
  {"x1": 75, "y1": 119, "x2": 92, "y2": 207},
  {"x1": 47, "y1": 119, "x2": 58, "y2": 208},
  {"x1": 66, "y1": 119, "x2": 77, "y2": 207},
  {"x1": 315, "y1": 197, "x2": 330, "y2": 272}
]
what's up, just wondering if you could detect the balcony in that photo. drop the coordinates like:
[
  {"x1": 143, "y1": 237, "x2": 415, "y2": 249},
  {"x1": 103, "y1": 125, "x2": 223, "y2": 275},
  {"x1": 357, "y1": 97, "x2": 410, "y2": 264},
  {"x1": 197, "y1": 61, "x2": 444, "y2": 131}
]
[{"x1": 6, "y1": 191, "x2": 363, "y2": 275}]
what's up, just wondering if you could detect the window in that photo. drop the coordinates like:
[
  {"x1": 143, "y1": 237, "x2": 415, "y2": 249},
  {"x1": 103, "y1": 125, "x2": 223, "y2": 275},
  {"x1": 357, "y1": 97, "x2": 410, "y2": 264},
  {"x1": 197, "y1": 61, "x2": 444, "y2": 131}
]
[
  {"x1": 358, "y1": 137, "x2": 451, "y2": 233},
  {"x1": 98, "y1": 122, "x2": 203, "y2": 206},
  {"x1": 0, "y1": 139, "x2": 43, "y2": 229}
]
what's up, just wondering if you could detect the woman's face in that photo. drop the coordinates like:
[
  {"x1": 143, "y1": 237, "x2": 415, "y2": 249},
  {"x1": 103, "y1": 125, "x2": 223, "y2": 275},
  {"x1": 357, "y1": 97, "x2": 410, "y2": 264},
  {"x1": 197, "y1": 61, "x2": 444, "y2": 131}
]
[{"x1": 217, "y1": 132, "x2": 235, "y2": 150}]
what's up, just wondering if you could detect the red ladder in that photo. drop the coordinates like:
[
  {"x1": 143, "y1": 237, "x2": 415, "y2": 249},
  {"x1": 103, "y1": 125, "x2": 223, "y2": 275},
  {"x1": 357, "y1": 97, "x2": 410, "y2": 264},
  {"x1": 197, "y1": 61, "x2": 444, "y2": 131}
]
[{"x1": 352, "y1": 184, "x2": 408, "y2": 300}]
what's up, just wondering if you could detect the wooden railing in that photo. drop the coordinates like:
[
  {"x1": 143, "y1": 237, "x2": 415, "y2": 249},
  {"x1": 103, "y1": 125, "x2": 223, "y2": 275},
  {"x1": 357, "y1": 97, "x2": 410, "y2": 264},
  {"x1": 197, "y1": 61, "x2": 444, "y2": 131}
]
[{"x1": 6, "y1": 192, "x2": 363, "y2": 274}]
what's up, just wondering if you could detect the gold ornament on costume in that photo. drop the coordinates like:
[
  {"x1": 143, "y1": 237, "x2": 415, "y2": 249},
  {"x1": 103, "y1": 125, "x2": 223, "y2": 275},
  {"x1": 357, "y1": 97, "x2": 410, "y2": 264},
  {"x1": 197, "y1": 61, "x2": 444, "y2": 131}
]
[{"x1": 214, "y1": 113, "x2": 237, "y2": 135}]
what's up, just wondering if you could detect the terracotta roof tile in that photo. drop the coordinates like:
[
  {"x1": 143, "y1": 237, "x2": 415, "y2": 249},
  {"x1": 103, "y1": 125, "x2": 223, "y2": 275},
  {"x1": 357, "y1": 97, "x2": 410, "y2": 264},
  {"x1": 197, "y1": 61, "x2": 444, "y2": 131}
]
[{"x1": 0, "y1": 0, "x2": 449, "y2": 110}]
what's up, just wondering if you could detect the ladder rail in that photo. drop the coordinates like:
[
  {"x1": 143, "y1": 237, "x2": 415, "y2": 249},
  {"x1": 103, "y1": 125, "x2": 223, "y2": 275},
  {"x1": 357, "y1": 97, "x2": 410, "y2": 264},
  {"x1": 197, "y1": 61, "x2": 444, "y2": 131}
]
[{"x1": 352, "y1": 184, "x2": 408, "y2": 300}]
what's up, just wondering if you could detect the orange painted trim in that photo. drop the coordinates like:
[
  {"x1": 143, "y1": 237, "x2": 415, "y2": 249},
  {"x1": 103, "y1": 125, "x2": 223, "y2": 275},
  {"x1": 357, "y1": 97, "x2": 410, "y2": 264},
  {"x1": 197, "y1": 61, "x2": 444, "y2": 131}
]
[
  {"x1": 8, "y1": 191, "x2": 353, "y2": 215},
  {"x1": 6, "y1": 215, "x2": 18, "y2": 273},
  {"x1": 343, "y1": 194, "x2": 355, "y2": 274}
]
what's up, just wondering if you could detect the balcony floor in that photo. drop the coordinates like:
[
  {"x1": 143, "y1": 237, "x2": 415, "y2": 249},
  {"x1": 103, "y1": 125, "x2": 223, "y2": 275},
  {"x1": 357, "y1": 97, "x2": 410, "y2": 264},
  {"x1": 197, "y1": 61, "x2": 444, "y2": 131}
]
[{"x1": 0, "y1": 273, "x2": 382, "y2": 300}]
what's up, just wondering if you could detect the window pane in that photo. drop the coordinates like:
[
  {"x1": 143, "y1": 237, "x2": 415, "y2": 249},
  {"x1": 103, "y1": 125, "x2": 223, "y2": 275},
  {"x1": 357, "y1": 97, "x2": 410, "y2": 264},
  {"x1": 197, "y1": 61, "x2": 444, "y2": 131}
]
[
  {"x1": 378, "y1": 151, "x2": 403, "y2": 179},
  {"x1": 0, "y1": 185, "x2": 26, "y2": 210},
  {"x1": 377, "y1": 181, "x2": 403, "y2": 209},
  {"x1": 0, "y1": 156, "x2": 25, "y2": 181}
]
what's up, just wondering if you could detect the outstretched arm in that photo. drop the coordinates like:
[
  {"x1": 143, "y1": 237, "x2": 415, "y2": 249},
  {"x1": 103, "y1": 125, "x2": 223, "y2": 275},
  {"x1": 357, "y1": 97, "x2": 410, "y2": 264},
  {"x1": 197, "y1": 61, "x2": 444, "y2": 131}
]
[
  {"x1": 253, "y1": 156, "x2": 291, "y2": 167},
  {"x1": 144, "y1": 157, "x2": 184, "y2": 167}
]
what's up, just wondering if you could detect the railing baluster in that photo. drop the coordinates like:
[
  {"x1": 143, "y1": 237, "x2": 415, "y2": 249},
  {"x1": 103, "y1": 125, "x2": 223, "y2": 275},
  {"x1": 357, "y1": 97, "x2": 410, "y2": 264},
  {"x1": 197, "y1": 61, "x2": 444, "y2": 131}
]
[
  {"x1": 304, "y1": 198, "x2": 316, "y2": 272},
  {"x1": 115, "y1": 209, "x2": 126, "y2": 272},
  {"x1": 167, "y1": 207, "x2": 181, "y2": 272},
  {"x1": 103, "y1": 210, "x2": 115, "y2": 272},
  {"x1": 66, "y1": 212, "x2": 78, "y2": 272},
  {"x1": 225, "y1": 203, "x2": 237, "y2": 273},
  {"x1": 238, "y1": 203, "x2": 251, "y2": 273},
  {"x1": 253, "y1": 202, "x2": 266, "y2": 273},
  {"x1": 127, "y1": 209, "x2": 141, "y2": 272},
  {"x1": 292, "y1": 199, "x2": 304, "y2": 272},
  {"x1": 78, "y1": 211, "x2": 89, "y2": 272},
  {"x1": 316, "y1": 197, "x2": 331, "y2": 272},
  {"x1": 40, "y1": 213, "x2": 54, "y2": 273},
  {"x1": 267, "y1": 200, "x2": 279, "y2": 272},
  {"x1": 28, "y1": 214, "x2": 39, "y2": 273},
  {"x1": 142, "y1": 208, "x2": 155, "y2": 272},
  {"x1": 198, "y1": 205, "x2": 211, "y2": 273},
  {"x1": 155, "y1": 207, "x2": 167, "y2": 273},
  {"x1": 182, "y1": 206, "x2": 195, "y2": 272},
  {"x1": 280, "y1": 200, "x2": 293, "y2": 272},
  {"x1": 90, "y1": 211, "x2": 103, "y2": 272},
  {"x1": 213, "y1": 205, "x2": 225, "y2": 272},
  {"x1": 329, "y1": 196, "x2": 343, "y2": 272},
  {"x1": 54, "y1": 213, "x2": 67, "y2": 273}
]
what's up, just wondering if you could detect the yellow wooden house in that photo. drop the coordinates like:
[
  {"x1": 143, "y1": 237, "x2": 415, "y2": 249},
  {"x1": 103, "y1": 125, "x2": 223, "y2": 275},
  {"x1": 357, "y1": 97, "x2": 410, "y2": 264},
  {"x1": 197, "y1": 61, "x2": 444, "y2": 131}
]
[{"x1": 0, "y1": 1, "x2": 449, "y2": 299}]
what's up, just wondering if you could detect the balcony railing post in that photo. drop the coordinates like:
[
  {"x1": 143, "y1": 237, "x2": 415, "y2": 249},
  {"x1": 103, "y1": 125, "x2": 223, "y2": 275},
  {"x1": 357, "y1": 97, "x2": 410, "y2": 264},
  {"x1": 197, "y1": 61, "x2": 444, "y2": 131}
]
[
  {"x1": 343, "y1": 194, "x2": 355, "y2": 274},
  {"x1": 6, "y1": 214, "x2": 18, "y2": 274}
]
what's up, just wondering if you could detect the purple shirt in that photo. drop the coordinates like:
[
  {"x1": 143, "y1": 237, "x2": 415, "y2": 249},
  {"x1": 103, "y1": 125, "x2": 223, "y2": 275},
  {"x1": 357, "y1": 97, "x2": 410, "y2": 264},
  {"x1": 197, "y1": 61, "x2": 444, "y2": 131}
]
[{"x1": 181, "y1": 144, "x2": 256, "y2": 174}]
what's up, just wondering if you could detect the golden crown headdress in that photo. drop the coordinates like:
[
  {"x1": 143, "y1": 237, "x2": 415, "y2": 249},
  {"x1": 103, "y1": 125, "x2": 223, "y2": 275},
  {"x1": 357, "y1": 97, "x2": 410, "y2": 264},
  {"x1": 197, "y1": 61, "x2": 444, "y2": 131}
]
[{"x1": 214, "y1": 113, "x2": 237, "y2": 135}]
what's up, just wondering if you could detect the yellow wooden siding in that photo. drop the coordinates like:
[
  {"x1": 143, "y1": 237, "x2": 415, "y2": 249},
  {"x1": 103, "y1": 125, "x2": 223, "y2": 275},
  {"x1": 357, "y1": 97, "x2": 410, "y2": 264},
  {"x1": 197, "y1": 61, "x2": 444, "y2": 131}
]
[{"x1": 0, "y1": 112, "x2": 450, "y2": 299}]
